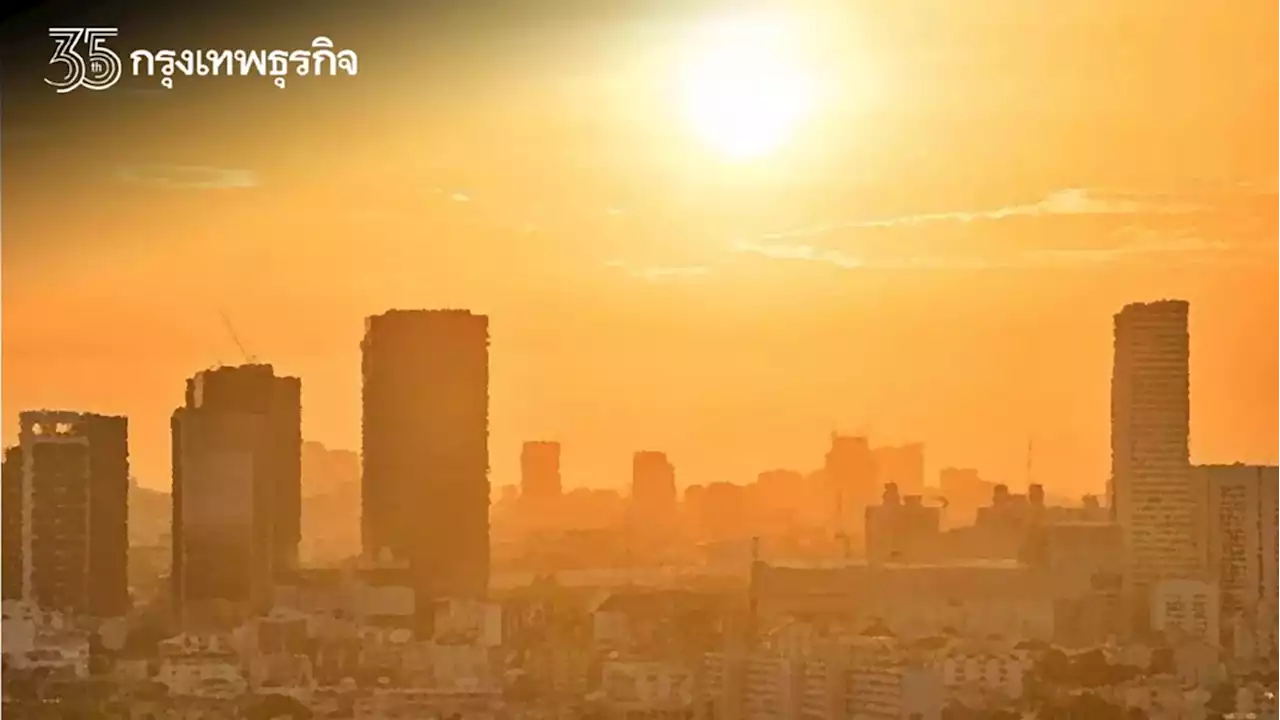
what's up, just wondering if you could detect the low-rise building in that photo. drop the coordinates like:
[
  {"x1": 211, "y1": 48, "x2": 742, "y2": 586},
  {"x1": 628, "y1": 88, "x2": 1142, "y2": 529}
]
[{"x1": 600, "y1": 660, "x2": 695, "y2": 719}]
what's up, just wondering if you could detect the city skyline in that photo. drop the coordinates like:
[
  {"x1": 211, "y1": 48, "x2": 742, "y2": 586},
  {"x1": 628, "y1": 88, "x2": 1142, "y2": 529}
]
[
  {"x1": 0, "y1": 1, "x2": 1275, "y2": 715},
  {"x1": 3, "y1": 2, "x2": 1275, "y2": 497},
  {"x1": 3, "y1": 293, "x2": 1275, "y2": 497}
]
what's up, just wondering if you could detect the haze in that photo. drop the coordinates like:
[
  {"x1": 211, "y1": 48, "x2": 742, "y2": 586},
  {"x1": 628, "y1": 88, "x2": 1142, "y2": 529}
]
[{"x1": 3, "y1": 0, "x2": 1276, "y2": 493}]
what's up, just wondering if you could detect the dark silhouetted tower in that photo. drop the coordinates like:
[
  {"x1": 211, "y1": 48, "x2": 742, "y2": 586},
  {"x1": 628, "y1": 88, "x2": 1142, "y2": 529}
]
[
  {"x1": 14, "y1": 411, "x2": 129, "y2": 617},
  {"x1": 1111, "y1": 300, "x2": 1196, "y2": 594},
  {"x1": 2, "y1": 447, "x2": 23, "y2": 600},
  {"x1": 362, "y1": 310, "x2": 490, "y2": 601},
  {"x1": 172, "y1": 364, "x2": 301, "y2": 625}
]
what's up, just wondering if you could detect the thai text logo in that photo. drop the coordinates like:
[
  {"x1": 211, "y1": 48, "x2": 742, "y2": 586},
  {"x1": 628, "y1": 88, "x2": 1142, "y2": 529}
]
[{"x1": 48, "y1": 30, "x2": 358, "y2": 92}]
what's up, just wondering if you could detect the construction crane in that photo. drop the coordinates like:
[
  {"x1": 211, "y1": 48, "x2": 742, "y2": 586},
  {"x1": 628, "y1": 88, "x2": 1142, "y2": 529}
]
[{"x1": 218, "y1": 310, "x2": 259, "y2": 365}]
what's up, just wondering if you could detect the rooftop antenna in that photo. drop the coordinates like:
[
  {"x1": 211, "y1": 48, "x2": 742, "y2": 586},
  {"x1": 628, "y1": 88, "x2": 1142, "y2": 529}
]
[
  {"x1": 1025, "y1": 436, "x2": 1034, "y2": 490},
  {"x1": 218, "y1": 309, "x2": 259, "y2": 365},
  {"x1": 834, "y1": 492, "x2": 851, "y2": 559}
]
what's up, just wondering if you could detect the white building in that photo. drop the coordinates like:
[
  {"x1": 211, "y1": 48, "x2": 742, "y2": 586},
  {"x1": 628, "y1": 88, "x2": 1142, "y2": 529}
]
[
  {"x1": 1117, "y1": 675, "x2": 1210, "y2": 720},
  {"x1": 428, "y1": 641, "x2": 495, "y2": 690},
  {"x1": 353, "y1": 688, "x2": 501, "y2": 720},
  {"x1": 1151, "y1": 579, "x2": 1220, "y2": 645},
  {"x1": 601, "y1": 660, "x2": 695, "y2": 718},
  {"x1": 844, "y1": 659, "x2": 943, "y2": 720},
  {"x1": 1195, "y1": 463, "x2": 1279, "y2": 658},
  {"x1": 1, "y1": 601, "x2": 90, "y2": 678},
  {"x1": 1111, "y1": 301, "x2": 1200, "y2": 595},
  {"x1": 938, "y1": 652, "x2": 1027, "y2": 702},
  {"x1": 742, "y1": 654, "x2": 804, "y2": 720},
  {"x1": 156, "y1": 655, "x2": 247, "y2": 698},
  {"x1": 705, "y1": 638, "x2": 951, "y2": 720},
  {"x1": 433, "y1": 598, "x2": 502, "y2": 647}
]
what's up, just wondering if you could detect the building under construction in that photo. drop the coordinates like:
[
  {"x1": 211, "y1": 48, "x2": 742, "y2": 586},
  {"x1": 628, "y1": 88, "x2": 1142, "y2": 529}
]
[{"x1": 171, "y1": 364, "x2": 301, "y2": 627}]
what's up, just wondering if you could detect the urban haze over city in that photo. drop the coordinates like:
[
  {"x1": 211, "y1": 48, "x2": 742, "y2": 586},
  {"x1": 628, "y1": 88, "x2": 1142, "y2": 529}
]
[{"x1": 1, "y1": 1, "x2": 1276, "y2": 719}]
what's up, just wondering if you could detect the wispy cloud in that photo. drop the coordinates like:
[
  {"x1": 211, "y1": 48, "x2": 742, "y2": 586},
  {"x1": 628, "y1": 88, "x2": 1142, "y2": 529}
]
[
  {"x1": 732, "y1": 241, "x2": 1012, "y2": 270},
  {"x1": 116, "y1": 165, "x2": 258, "y2": 190},
  {"x1": 734, "y1": 186, "x2": 1273, "y2": 271},
  {"x1": 736, "y1": 232, "x2": 1252, "y2": 271},
  {"x1": 731, "y1": 240, "x2": 864, "y2": 269},
  {"x1": 761, "y1": 188, "x2": 1206, "y2": 241},
  {"x1": 606, "y1": 260, "x2": 711, "y2": 282}
]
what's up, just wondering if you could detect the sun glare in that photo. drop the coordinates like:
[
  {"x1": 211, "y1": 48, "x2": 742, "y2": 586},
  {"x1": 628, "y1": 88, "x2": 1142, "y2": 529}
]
[{"x1": 680, "y1": 17, "x2": 817, "y2": 161}]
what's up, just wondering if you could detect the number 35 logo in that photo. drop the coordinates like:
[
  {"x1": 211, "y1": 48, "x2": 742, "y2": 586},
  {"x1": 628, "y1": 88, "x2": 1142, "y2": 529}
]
[{"x1": 46, "y1": 27, "x2": 124, "y2": 93}]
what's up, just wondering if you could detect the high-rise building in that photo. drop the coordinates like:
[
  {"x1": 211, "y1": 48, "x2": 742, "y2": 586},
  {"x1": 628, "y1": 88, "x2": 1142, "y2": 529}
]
[
  {"x1": 11, "y1": 411, "x2": 129, "y2": 617},
  {"x1": 631, "y1": 451, "x2": 677, "y2": 526},
  {"x1": 520, "y1": 441, "x2": 562, "y2": 510},
  {"x1": 300, "y1": 441, "x2": 362, "y2": 564},
  {"x1": 1110, "y1": 300, "x2": 1198, "y2": 597},
  {"x1": 1194, "y1": 463, "x2": 1279, "y2": 656},
  {"x1": 2, "y1": 447, "x2": 23, "y2": 600},
  {"x1": 362, "y1": 310, "x2": 490, "y2": 602},
  {"x1": 872, "y1": 443, "x2": 925, "y2": 496},
  {"x1": 172, "y1": 364, "x2": 301, "y2": 625},
  {"x1": 824, "y1": 435, "x2": 876, "y2": 533}
]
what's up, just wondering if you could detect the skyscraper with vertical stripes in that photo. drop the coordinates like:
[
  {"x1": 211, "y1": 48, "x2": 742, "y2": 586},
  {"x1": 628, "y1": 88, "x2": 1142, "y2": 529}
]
[{"x1": 1111, "y1": 300, "x2": 1198, "y2": 603}]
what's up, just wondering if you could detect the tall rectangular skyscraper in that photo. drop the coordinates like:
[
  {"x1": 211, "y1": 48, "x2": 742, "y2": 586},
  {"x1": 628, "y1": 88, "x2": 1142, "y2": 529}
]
[
  {"x1": 11, "y1": 411, "x2": 129, "y2": 617},
  {"x1": 171, "y1": 364, "x2": 301, "y2": 626},
  {"x1": 824, "y1": 434, "x2": 877, "y2": 532},
  {"x1": 1111, "y1": 300, "x2": 1198, "y2": 596},
  {"x1": 631, "y1": 451, "x2": 676, "y2": 526},
  {"x1": 362, "y1": 310, "x2": 490, "y2": 601},
  {"x1": 2, "y1": 447, "x2": 23, "y2": 600},
  {"x1": 520, "y1": 441, "x2": 562, "y2": 510}
]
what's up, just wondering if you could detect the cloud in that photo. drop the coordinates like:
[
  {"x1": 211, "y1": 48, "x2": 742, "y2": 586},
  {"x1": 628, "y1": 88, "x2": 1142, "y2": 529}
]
[
  {"x1": 761, "y1": 188, "x2": 1206, "y2": 242},
  {"x1": 732, "y1": 241, "x2": 1011, "y2": 270},
  {"x1": 605, "y1": 260, "x2": 711, "y2": 281},
  {"x1": 735, "y1": 232, "x2": 1251, "y2": 272},
  {"x1": 734, "y1": 186, "x2": 1272, "y2": 271},
  {"x1": 423, "y1": 186, "x2": 474, "y2": 202},
  {"x1": 731, "y1": 240, "x2": 864, "y2": 269},
  {"x1": 116, "y1": 165, "x2": 258, "y2": 190}
]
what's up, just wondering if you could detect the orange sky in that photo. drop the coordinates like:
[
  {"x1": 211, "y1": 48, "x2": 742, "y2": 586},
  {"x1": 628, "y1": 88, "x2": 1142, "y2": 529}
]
[{"x1": 3, "y1": 0, "x2": 1276, "y2": 493}]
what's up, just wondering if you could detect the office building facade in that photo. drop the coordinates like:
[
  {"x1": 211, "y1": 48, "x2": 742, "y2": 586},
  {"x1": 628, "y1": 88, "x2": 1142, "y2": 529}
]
[
  {"x1": 631, "y1": 451, "x2": 677, "y2": 526},
  {"x1": 1110, "y1": 300, "x2": 1198, "y2": 596},
  {"x1": 520, "y1": 441, "x2": 563, "y2": 511},
  {"x1": 362, "y1": 310, "x2": 491, "y2": 601},
  {"x1": 172, "y1": 364, "x2": 301, "y2": 624},
  {"x1": 1195, "y1": 463, "x2": 1279, "y2": 655},
  {"x1": 11, "y1": 411, "x2": 129, "y2": 617}
]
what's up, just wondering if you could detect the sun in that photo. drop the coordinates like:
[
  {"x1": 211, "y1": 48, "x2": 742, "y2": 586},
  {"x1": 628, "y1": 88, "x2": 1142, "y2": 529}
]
[{"x1": 680, "y1": 17, "x2": 817, "y2": 161}]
